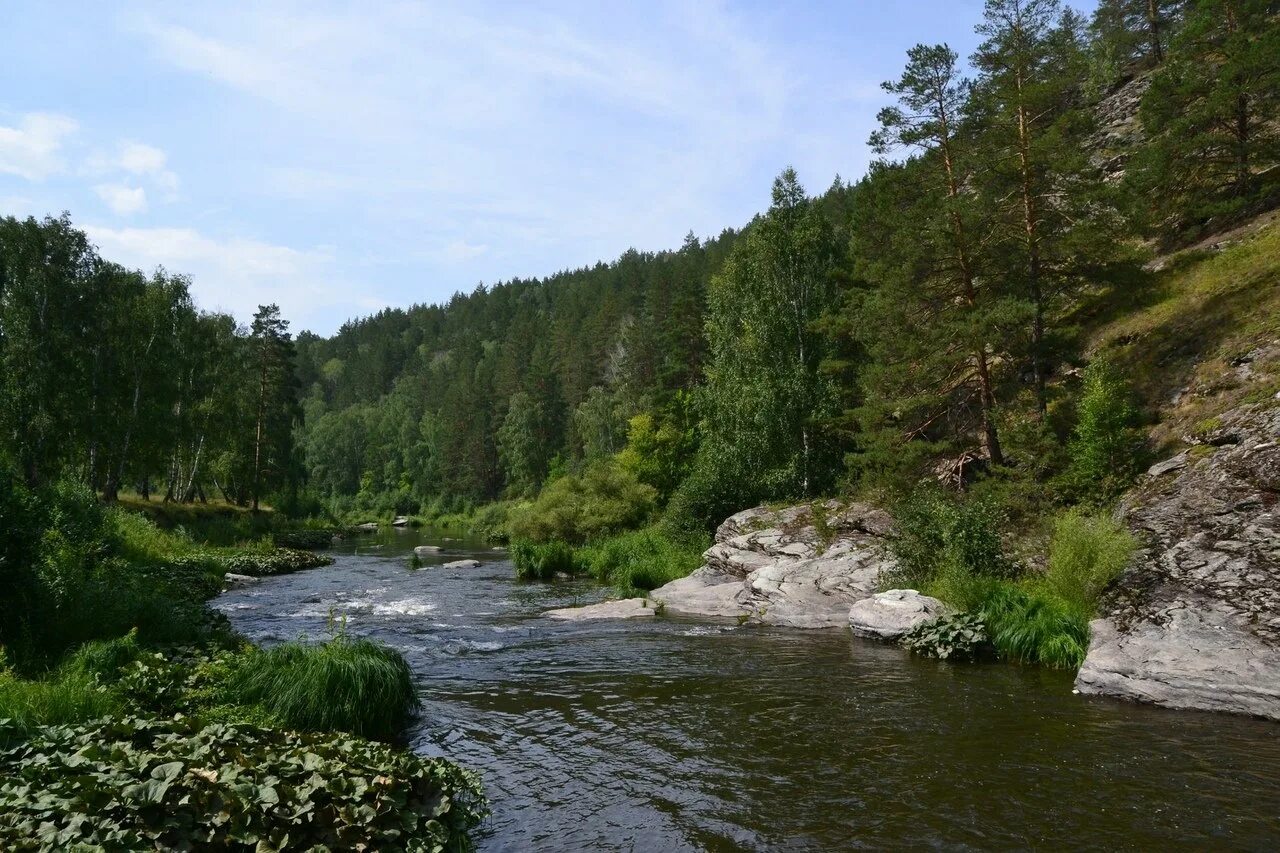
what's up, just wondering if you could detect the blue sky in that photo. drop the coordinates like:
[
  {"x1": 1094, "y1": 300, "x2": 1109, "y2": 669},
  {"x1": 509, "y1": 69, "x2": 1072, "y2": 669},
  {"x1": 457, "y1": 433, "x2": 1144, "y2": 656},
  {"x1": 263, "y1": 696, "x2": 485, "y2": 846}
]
[{"x1": 1, "y1": 1, "x2": 1094, "y2": 335}]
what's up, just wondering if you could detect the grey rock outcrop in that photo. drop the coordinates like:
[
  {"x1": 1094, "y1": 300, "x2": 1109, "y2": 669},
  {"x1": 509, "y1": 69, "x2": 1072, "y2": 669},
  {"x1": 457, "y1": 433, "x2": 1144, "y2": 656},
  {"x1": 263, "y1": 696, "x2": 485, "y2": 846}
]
[
  {"x1": 544, "y1": 598, "x2": 658, "y2": 621},
  {"x1": 1076, "y1": 403, "x2": 1280, "y2": 721},
  {"x1": 414, "y1": 545, "x2": 442, "y2": 555},
  {"x1": 442, "y1": 559, "x2": 482, "y2": 569},
  {"x1": 650, "y1": 502, "x2": 895, "y2": 628},
  {"x1": 849, "y1": 589, "x2": 953, "y2": 640},
  {"x1": 223, "y1": 572, "x2": 260, "y2": 590}
]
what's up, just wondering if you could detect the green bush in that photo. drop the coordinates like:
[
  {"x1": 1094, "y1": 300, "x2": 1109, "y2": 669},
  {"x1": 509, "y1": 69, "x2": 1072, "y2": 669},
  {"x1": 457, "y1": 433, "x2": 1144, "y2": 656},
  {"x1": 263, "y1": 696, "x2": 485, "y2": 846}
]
[
  {"x1": 1063, "y1": 357, "x2": 1145, "y2": 503},
  {"x1": 575, "y1": 527, "x2": 706, "y2": 594},
  {"x1": 225, "y1": 637, "x2": 419, "y2": 742},
  {"x1": 0, "y1": 716, "x2": 485, "y2": 852},
  {"x1": 510, "y1": 541, "x2": 579, "y2": 581},
  {"x1": 885, "y1": 490, "x2": 1016, "y2": 592},
  {"x1": 900, "y1": 612, "x2": 990, "y2": 661},
  {"x1": 509, "y1": 461, "x2": 657, "y2": 544},
  {"x1": 1043, "y1": 510, "x2": 1135, "y2": 612}
]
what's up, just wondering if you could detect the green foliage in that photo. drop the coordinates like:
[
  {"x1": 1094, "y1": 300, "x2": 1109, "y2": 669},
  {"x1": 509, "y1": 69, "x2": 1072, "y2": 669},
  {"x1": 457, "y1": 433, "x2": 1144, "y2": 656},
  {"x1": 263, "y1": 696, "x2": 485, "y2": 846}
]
[
  {"x1": 508, "y1": 461, "x2": 657, "y2": 544},
  {"x1": 616, "y1": 406, "x2": 697, "y2": 502},
  {"x1": 0, "y1": 716, "x2": 486, "y2": 852},
  {"x1": 980, "y1": 584, "x2": 1091, "y2": 670},
  {"x1": 510, "y1": 541, "x2": 579, "y2": 581},
  {"x1": 1063, "y1": 356, "x2": 1144, "y2": 502},
  {"x1": 900, "y1": 613, "x2": 991, "y2": 661},
  {"x1": 0, "y1": 669, "x2": 120, "y2": 733},
  {"x1": 885, "y1": 491, "x2": 1017, "y2": 594},
  {"x1": 1129, "y1": 0, "x2": 1280, "y2": 238},
  {"x1": 224, "y1": 636, "x2": 420, "y2": 742},
  {"x1": 1044, "y1": 510, "x2": 1135, "y2": 610},
  {"x1": 574, "y1": 527, "x2": 707, "y2": 594}
]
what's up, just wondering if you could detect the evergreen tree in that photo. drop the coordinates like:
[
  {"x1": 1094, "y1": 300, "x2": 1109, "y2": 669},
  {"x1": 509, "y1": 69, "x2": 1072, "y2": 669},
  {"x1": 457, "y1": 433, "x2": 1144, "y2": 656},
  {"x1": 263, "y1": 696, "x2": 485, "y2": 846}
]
[
  {"x1": 248, "y1": 304, "x2": 301, "y2": 511},
  {"x1": 1130, "y1": 0, "x2": 1280, "y2": 234},
  {"x1": 865, "y1": 44, "x2": 1025, "y2": 469},
  {"x1": 1090, "y1": 0, "x2": 1186, "y2": 69}
]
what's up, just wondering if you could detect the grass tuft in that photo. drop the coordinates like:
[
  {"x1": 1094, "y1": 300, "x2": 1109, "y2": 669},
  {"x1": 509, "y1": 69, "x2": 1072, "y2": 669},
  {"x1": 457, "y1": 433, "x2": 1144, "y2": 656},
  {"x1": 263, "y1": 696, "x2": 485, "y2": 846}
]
[{"x1": 225, "y1": 636, "x2": 419, "y2": 741}]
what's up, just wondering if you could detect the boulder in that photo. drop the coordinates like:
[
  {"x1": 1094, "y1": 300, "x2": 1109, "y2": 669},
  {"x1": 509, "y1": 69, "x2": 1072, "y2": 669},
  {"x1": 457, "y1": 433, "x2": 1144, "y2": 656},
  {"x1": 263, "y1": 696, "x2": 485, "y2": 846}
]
[
  {"x1": 849, "y1": 589, "x2": 953, "y2": 640},
  {"x1": 544, "y1": 598, "x2": 657, "y2": 621},
  {"x1": 1076, "y1": 402, "x2": 1280, "y2": 721},
  {"x1": 650, "y1": 502, "x2": 895, "y2": 628},
  {"x1": 354, "y1": 522, "x2": 379, "y2": 532},
  {"x1": 223, "y1": 572, "x2": 260, "y2": 590},
  {"x1": 391, "y1": 516, "x2": 410, "y2": 527},
  {"x1": 442, "y1": 559, "x2": 481, "y2": 569},
  {"x1": 414, "y1": 545, "x2": 442, "y2": 555}
]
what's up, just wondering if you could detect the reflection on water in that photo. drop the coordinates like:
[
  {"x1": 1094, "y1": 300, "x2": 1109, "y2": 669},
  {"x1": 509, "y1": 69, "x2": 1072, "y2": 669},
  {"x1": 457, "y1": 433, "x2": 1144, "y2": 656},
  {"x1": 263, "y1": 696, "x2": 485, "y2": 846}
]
[{"x1": 216, "y1": 529, "x2": 1280, "y2": 852}]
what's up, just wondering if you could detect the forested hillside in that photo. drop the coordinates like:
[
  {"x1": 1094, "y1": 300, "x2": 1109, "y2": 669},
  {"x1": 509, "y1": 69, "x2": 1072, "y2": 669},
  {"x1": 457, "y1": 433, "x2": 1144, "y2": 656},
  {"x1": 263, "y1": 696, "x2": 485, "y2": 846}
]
[{"x1": 297, "y1": 0, "x2": 1279, "y2": 532}]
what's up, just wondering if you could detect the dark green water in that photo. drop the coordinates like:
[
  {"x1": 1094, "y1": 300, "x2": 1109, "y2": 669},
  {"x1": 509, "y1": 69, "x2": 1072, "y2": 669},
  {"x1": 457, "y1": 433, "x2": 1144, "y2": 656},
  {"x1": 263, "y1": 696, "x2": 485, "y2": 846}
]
[{"x1": 216, "y1": 530, "x2": 1280, "y2": 851}]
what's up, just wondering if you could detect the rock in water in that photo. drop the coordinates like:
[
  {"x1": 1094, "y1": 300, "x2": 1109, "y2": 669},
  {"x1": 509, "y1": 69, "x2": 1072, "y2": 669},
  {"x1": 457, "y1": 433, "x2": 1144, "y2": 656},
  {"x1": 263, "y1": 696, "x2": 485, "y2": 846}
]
[
  {"x1": 544, "y1": 598, "x2": 657, "y2": 621},
  {"x1": 849, "y1": 589, "x2": 952, "y2": 640},
  {"x1": 392, "y1": 516, "x2": 410, "y2": 527},
  {"x1": 649, "y1": 502, "x2": 895, "y2": 628},
  {"x1": 1076, "y1": 403, "x2": 1280, "y2": 721},
  {"x1": 354, "y1": 522, "x2": 379, "y2": 532},
  {"x1": 442, "y1": 559, "x2": 481, "y2": 569},
  {"x1": 414, "y1": 545, "x2": 442, "y2": 555},
  {"x1": 223, "y1": 572, "x2": 260, "y2": 590}
]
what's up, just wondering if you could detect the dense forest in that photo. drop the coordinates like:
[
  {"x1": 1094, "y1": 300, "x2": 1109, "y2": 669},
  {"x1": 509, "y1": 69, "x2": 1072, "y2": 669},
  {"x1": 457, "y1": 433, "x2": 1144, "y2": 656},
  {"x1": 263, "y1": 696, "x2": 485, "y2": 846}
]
[{"x1": 292, "y1": 0, "x2": 1278, "y2": 532}]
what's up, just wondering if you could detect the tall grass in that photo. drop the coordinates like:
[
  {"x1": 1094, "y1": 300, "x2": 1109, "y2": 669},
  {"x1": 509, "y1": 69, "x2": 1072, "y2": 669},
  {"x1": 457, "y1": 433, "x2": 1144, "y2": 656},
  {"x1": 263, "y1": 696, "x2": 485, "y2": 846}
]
[
  {"x1": 575, "y1": 527, "x2": 706, "y2": 594},
  {"x1": 511, "y1": 541, "x2": 579, "y2": 580},
  {"x1": 979, "y1": 585, "x2": 1091, "y2": 670},
  {"x1": 226, "y1": 637, "x2": 419, "y2": 741},
  {"x1": 1043, "y1": 510, "x2": 1135, "y2": 612},
  {"x1": 0, "y1": 667, "x2": 120, "y2": 732}
]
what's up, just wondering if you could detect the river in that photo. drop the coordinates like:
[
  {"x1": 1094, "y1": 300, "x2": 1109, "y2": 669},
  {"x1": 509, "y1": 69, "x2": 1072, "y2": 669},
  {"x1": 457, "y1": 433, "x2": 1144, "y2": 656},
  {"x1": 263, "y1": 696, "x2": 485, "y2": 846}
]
[{"x1": 214, "y1": 529, "x2": 1280, "y2": 851}]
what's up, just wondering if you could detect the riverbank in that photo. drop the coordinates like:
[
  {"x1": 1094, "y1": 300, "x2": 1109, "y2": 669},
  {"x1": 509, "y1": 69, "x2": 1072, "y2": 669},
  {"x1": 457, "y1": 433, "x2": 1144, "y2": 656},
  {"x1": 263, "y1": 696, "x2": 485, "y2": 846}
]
[
  {"x1": 0, "y1": 481, "x2": 484, "y2": 849},
  {"x1": 216, "y1": 530, "x2": 1280, "y2": 850}
]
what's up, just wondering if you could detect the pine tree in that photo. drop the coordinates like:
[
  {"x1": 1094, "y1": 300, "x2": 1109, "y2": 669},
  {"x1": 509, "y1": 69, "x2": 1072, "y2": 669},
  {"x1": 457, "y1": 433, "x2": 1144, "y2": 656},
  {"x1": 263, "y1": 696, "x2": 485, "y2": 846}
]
[
  {"x1": 867, "y1": 44, "x2": 1021, "y2": 467},
  {"x1": 1090, "y1": 0, "x2": 1186, "y2": 69},
  {"x1": 248, "y1": 304, "x2": 300, "y2": 511},
  {"x1": 1130, "y1": 0, "x2": 1280, "y2": 234}
]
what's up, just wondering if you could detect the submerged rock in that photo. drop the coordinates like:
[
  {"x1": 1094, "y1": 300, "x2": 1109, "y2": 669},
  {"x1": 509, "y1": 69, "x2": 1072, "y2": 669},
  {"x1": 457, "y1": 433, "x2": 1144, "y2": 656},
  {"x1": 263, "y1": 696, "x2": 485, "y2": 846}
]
[
  {"x1": 414, "y1": 545, "x2": 442, "y2": 555},
  {"x1": 442, "y1": 559, "x2": 482, "y2": 569},
  {"x1": 650, "y1": 502, "x2": 894, "y2": 628},
  {"x1": 849, "y1": 589, "x2": 952, "y2": 640},
  {"x1": 544, "y1": 597, "x2": 657, "y2": 621},
  {"x1": 1077, "y1": 403, "x2": 1280, "y2": 721}
]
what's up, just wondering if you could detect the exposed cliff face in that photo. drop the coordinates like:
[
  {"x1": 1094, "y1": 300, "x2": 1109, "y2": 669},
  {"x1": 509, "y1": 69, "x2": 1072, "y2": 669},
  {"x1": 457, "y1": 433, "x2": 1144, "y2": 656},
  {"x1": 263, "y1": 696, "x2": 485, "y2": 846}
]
[{"x1": 1077, "y1": 400, "x2": 1280, "y2": 720}]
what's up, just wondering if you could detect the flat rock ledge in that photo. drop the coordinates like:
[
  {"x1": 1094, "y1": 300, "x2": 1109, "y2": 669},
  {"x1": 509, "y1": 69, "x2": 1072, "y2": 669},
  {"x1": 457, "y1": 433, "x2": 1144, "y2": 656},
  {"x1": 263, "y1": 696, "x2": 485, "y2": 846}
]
[
  {"x1": 1076, "y1": 402, "x2": 1280, "y2": 721},
  {"x1": 649, "y1": 502, "x2": 895, "y2": 628},
  {"x1": 544, "y1": 598, "x2": 657, "y2": 621},
  {"x1": 849, "y1": 589, "x2": 952, "y2": 640},
  {"x1": 414, "y1": 545, "x2": 442, "y2": 555}
]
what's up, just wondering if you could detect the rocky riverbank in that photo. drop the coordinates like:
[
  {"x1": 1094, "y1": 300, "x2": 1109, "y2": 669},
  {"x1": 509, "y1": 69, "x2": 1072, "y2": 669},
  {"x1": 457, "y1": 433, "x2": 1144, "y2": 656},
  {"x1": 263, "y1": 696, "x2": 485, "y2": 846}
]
[{"x1": 1076, "y1": 401, "x2": 1280, "y2": 721}]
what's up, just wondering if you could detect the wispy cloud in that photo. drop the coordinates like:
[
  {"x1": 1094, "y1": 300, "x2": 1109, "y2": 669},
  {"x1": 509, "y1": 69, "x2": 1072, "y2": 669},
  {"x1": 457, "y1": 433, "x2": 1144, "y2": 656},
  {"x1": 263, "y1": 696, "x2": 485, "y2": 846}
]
[
  {"x1": 83, "y1": 223, "x2": 383, "y2": 328},
  {"x1": 0, "y1": 113, "x2": 79, "y2": 181},
  {"x1": 93, "y1": 183, "x2": 148, "y2": 215}
]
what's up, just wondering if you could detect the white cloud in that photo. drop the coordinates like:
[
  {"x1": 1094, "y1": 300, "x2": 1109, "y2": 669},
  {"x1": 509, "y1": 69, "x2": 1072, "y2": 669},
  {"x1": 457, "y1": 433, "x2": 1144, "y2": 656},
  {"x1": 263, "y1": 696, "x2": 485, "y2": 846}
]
[
  {"x1": 435, "y1": 240, "x2": 488, "y2": 264},
  {"x1": 85, "y1": 140, "x2": 179, "y2": 194},
  {"x1": 82, "y1": 223, "x2": 380, "y2": 329},
  {"x1": 94, "y1": 183, "x2": 148, "y2": 215},
  {"x1": 0, "y1": 113, "x2": 79, "y2": 181}
]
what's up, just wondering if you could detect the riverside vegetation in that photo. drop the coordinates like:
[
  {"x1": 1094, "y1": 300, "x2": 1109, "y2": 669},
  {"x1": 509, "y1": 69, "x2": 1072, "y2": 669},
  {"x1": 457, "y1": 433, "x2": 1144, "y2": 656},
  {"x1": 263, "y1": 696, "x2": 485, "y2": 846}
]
[{"x1": 1, "y1": 0, "x2": 1278, "y2": 846}]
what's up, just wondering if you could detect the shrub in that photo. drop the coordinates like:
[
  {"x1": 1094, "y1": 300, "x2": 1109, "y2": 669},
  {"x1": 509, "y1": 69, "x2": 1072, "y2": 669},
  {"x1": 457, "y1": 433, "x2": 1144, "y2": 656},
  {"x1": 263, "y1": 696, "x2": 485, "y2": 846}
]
[
  {"x1": 1043, "y1": 510, "x2": 1135, "y2": 613},
  {"x1": 900, "y1": 613, "x2": 990, "y2": 661},
  {"x1": 0, "y1": 716, "x2": 485, "y2": 852},
  {"x1": 508, "y1": 461, "x2": 656, "y2": 544},
  {"x1": 574, "y1": 527, "x2": 706, "y2": 594},
  {"x1": 225, "y1": 637, "x2": 419, "y2": 741},
  {"x1": 885, "y1": 490, "x2": 1016, "y2": 592},
  {"x1": 510, "y1": 541, "x2": 579, "y2": 581},
  {"x1": 1063, "y1": 357, "x2": 1145, "y2": 503}
]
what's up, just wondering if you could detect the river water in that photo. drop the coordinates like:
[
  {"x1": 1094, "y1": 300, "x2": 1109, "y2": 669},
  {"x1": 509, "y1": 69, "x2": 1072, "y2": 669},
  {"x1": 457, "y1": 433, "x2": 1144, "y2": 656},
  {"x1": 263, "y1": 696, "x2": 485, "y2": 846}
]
[{"x1": 215, "y1": 530, "x2": 1280, "y2": 852}]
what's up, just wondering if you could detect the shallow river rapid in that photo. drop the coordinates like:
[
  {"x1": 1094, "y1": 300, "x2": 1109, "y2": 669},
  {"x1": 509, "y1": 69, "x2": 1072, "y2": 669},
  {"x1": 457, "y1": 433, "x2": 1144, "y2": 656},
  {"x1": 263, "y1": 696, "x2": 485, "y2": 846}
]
[{"x1": 215, "y1": 530, "x2": 1280, "y2": 852}]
